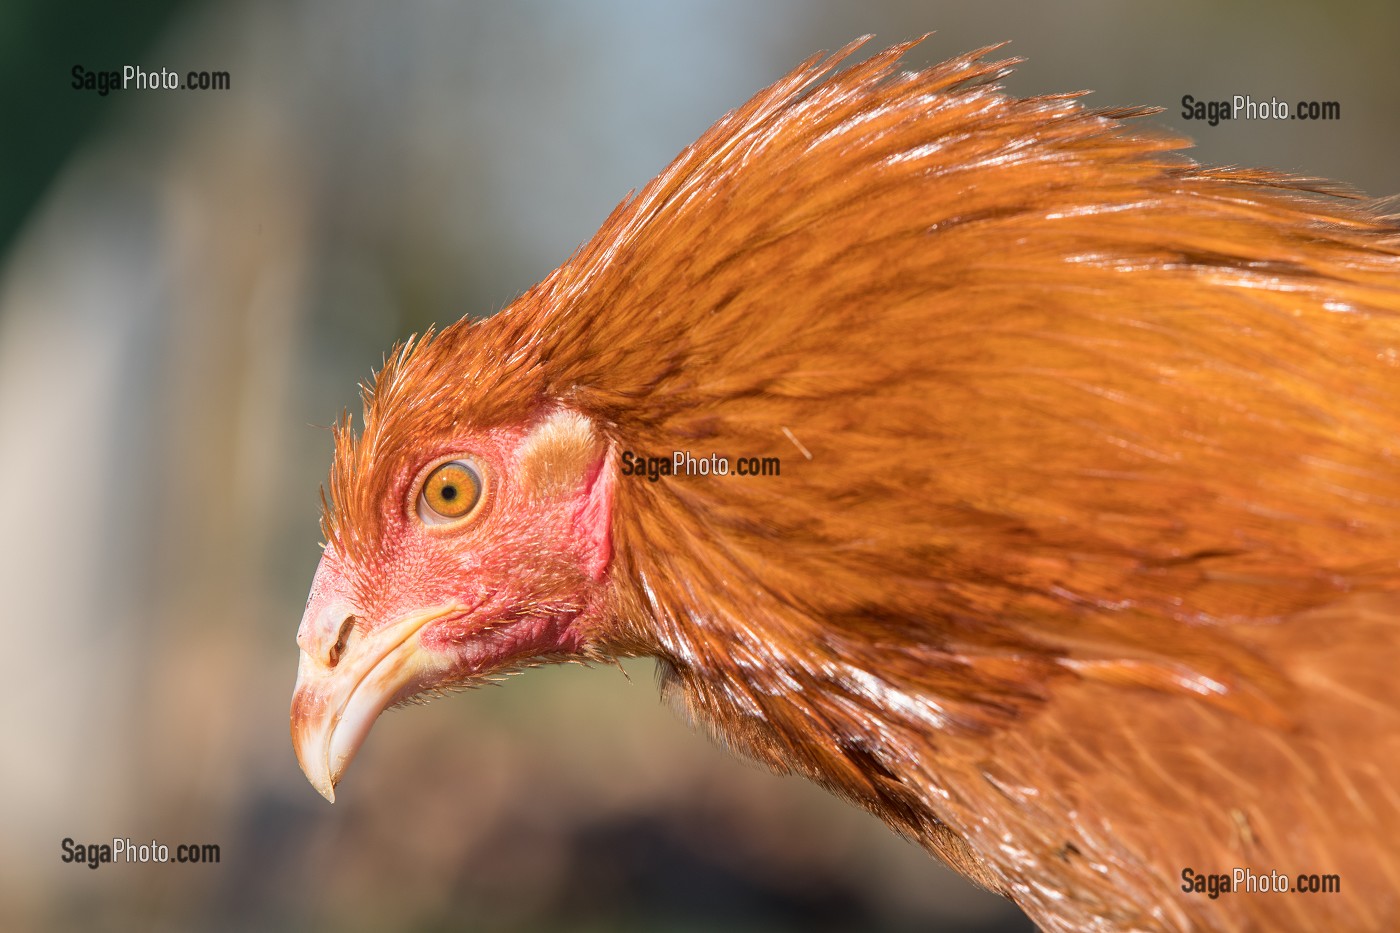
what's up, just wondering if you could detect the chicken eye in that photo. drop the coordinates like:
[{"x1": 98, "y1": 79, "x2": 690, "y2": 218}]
[{"x1": 418, "y1": 460, "x2": 483, "y2": 525}]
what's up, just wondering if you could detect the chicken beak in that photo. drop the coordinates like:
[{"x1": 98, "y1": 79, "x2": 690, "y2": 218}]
[{"x1": 290, "y1": 605, "x2": 457, "y2": 802}]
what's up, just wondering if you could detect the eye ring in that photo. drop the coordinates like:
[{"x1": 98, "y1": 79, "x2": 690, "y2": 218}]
[{"x1": 415, "y1": 458, "x2": 486, "y2": 527}]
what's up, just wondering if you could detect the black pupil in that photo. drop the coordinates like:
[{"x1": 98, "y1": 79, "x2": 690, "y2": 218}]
[{"x1": 440, "y1": 483, "x2": 458, "y2": 501}]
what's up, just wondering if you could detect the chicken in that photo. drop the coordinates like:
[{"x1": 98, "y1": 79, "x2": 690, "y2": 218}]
[{"x1": 290, "y1": 38, "x2": 1400, "y2": 931}]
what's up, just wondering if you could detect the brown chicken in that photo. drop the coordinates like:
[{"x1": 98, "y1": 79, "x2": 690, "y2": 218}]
[{"x1": 290, "y1": 38, "x2": 1400, "y2": 931}]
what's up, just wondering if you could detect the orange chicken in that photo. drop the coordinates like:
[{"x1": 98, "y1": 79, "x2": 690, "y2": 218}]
[{"x1": 292, "y1": 39, "x2": 1400, "y2": 931}]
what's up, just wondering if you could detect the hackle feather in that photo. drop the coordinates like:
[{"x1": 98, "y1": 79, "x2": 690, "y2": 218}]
[{"x1": 324, "y1": 38, "x2": 1400, "y2": 930}]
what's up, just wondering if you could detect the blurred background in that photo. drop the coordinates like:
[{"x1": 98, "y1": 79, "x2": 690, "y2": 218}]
[{"x1": 2, "y1": 2, "x2": 1395, "y2": 931}]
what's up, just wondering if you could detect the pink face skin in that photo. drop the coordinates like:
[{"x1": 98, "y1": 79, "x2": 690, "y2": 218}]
[{"x1": 291, "y1": 414, "x2": 614, "y2": 801}]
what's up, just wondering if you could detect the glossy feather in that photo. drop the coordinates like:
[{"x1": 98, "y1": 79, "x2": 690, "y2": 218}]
[{"x1": 324, "y1": 38, "x2": 1400, "y2": 930}]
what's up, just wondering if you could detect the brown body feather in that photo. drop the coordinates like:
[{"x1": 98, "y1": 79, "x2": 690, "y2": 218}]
[{"x1": 329, "y1": 40, "x2": 1400, "y2": 930}]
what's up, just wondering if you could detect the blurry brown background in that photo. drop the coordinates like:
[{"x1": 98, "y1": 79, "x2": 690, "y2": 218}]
[{"x1": 2, "y1": 2, "x2": 1395, "y2": 931}]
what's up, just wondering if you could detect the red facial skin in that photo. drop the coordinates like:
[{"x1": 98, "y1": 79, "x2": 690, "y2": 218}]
[{"x1": 292, "y1": 420, "x2": 614, "y2": 798}]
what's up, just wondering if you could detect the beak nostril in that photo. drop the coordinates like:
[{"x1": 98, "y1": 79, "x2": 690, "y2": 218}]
[{"x1": 328, "y1": 615, "x2": 357, "y2": 668}]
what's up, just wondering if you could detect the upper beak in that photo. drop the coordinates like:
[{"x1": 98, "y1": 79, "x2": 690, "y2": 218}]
[{"x1": 290, "y1": 605, "x2": 457, "y2": 802}]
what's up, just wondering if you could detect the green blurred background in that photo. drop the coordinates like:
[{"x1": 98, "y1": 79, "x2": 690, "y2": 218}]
[{"x1": 1, "y1": 2, "x2": 1395, "y2": 931}]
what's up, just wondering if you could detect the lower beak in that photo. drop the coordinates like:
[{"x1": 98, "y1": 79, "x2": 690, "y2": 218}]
[{"x1": 290, "y1": 605, "x2": 457, "y2": 802}]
